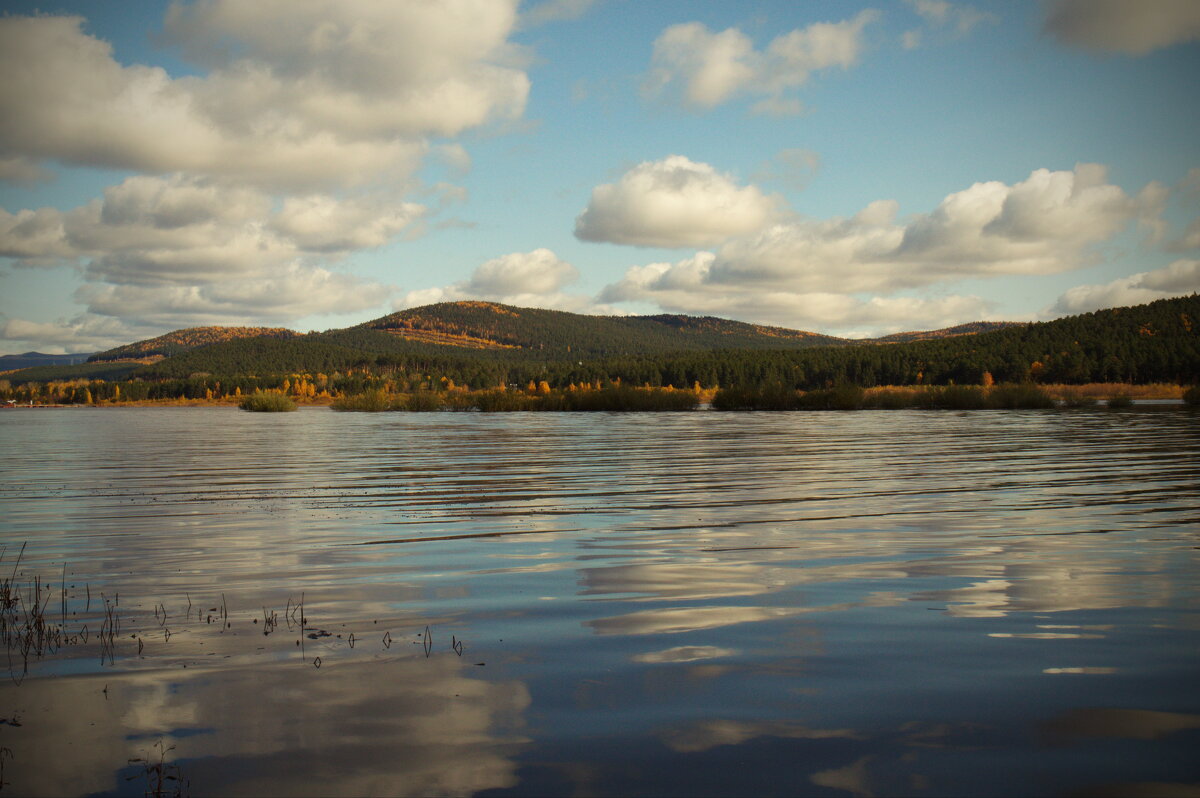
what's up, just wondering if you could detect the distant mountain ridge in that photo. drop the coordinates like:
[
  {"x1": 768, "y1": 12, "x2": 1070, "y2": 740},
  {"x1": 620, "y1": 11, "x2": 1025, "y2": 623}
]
[{"x1": 0, "y1": 351, "x2": 95, "y2": 371}]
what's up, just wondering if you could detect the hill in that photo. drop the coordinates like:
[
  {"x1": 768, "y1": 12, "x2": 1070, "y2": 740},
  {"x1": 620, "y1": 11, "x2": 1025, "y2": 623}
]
[
  {"x1": 88, "y1": 326, "x2": 298, "y2": 363},
  {"x1": 363, "y1": 301, "x2": 850, "y2": 354},
  {"x1": 2, "y1": 297, "x2": 1196, "y2": 393},
  {"x1": 875, "y1": 321, "x2": 1020, "y2": 344},
  {"x1": 0, "y1": 351, "x2": 95, "y2": 371}
]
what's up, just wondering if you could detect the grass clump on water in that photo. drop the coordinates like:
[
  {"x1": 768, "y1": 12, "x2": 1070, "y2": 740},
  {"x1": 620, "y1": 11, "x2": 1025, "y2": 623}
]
[
  {"x1": 330, "y1": 390, "x2": 443, "y2": 412},
  {"x1": 1184, "y1": 386, "x2": 1200, "y2": 407},
  {"x1": 237, "y1": 391, "x2": 297, "y2": 412}
]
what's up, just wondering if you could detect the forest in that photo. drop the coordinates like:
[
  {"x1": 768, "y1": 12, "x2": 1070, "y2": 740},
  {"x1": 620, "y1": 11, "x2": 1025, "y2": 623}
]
[{"x1": 0, "y1": 295, "x2": 1196, "y2": 405}]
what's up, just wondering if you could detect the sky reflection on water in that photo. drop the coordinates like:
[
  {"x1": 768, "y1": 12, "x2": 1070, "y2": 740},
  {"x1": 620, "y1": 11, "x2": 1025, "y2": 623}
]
[{"x1": 0, "y1": 407, "x2": 1198, "y2": 796}]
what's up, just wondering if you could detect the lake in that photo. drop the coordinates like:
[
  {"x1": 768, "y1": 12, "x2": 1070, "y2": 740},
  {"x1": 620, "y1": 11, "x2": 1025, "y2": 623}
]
[{"x1": 1, "y1": 406, "x2": 1198, "y2": 796}]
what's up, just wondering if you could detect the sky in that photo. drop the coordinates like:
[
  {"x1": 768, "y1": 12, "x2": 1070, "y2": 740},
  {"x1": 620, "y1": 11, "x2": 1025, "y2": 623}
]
[{"x1": 1, "y1": 0, "x2": 1198, "y2": 355}]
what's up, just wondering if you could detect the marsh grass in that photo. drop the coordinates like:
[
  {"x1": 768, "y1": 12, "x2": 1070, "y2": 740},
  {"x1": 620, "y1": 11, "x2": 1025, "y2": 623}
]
[
  {"x1": 332, "y1": 386, "x2": 698, "y2": 412},
  {"x1": 1057, "y1": 387, "x2": 1098, "y2": 408},
  {"x1": 985, "y1": 383, "x2": 1056, "y2": 409},
  {"x1": 237, "y1": 392, "x2": 297, "y2": 412},
  {"x1": 713, "y1": 383, "x2": 1058, "y2": 411},
  {"x1": 330, "y1": 389, "x2": 395, "y2": 412},
  {"x1": 711, "y1": 385, "x2": 801, "y2": 410}
]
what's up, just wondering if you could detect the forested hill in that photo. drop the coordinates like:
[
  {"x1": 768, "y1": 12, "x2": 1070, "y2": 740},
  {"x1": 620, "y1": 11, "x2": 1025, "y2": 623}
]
[
  {"x1": 363, "y1": 301, "x2": 850, "y2": 354},
  {"x1": 875, "y1": 321, "x2": 1020, "y2": 343},
  {"x1": 5, "y1": 296, "x2": 1197, "y2": 389},
  {"x1": 88, "y1": 326, "x2": 298, "y2": 363}
]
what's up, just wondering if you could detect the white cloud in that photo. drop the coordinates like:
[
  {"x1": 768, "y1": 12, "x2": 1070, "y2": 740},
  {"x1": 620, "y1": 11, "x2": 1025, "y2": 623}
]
[
  {"x1": 0, "y1": 5, "x2": 528, "y2": 191},
  {"x1": 77, "y1": 264, "x2": 386, "y2": 327},
  {"x1": 598, "y1": 251, "x2": 994, "y2": 336},
  {"x1": 464, "y1": 248, "x2": 579, "y2": 295},
  {"x1": 0, "y1": 208, "x2": 76, "y2": 260},
  {"x1": 1043, "y1": 0, "x2": 1200, "y2": 55},
  {"x1": 645, "y1": 11, "x2": 878, "y2": 113},
  {"x1": 396, "y1": 248, "x2": 614, "y2": 314},
  {"x1": 1, "y1": 174, "x2": 403, "y2": 328},
  {"x1": 271, "y1": 195, "x2": 425, "y2": 253},
  {"x1": 1052, "y1": 259, "x2": 1200, "y2": 314},
  {"x1": 2, "y1": 174, "x2": 423, "y2": 276},
  {"x1": 574, "y1": 155, "x2": 782, "y2": 248},
  {"x1": 0, "y1": 313, "x2": 171, "y2": 354},
  {"x1": 597, "y1": 164, "x2": 1167, "y2": 334}
]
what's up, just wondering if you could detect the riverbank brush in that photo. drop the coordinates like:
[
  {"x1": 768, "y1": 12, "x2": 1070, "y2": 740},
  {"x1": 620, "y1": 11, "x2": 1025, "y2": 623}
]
[
  {"x1": 713, "y1": 383, "x2": 1061, "y2": 411},
  {"x1": 333, "y1": 386, "x2": 699, "y2": 412}
]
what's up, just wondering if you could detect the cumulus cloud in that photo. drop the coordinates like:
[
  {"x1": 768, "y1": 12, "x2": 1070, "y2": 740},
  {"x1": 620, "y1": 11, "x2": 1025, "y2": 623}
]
[
  {"x1": 0, "y1": 4, "x2": 528, "y2": 190},
  {"x1": 271, "y1": 195, "x2": 425, "y2": 253},
  {"x1": 598, "y1": 251, "x2": 993, "y2": 336},
  {"x1": 644, "y1": 11, "x2": 878, "y2": 112},
  {"x1": 597, "y1": 164, "x2": 1167, "y2": 334},
  {"x1": 1043, "y1": 0, "x2": 1200, "y2": 55},
  {"x1": 0, "y1": 174, "x2": 399, "y2": 326},
  {"x1": 396, "y1": 248, "x2": 613, "y2": 313},
  {"x1": 76, "y1": 264, "x2": 385, "y2": 326},
  {"x1": 0, "y1": 313, "x2": 147, "y2": 354},
  {"x1": 574, "y1": 155, "x2": 782, "y2": 248},
  {"x1": 1052, "y1": 259, "x2": 1200, "y2": 314}
]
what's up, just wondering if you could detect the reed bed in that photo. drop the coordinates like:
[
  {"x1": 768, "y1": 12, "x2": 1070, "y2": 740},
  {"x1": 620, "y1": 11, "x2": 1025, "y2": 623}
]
[
  {"x1": 237, "y1": 391, "x2": 297, "y2": 412},
  {"x1": 332, "y1": 386, "x2": 699, "y2": 412},
  {"x1": 713, "y1": 383, "x2": 1071, "y2": 411}
]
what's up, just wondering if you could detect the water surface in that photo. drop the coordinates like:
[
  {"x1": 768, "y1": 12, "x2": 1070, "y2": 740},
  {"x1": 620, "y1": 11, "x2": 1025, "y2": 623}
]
[{"x1": 1, "y1": 407, "x2": 1198, "y2": 796}]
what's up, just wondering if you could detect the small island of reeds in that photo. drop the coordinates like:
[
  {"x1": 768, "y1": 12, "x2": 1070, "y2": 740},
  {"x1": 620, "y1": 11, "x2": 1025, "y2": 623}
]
[{"x1": 238, "y1": 391, "x2": 298, "y2": 412}]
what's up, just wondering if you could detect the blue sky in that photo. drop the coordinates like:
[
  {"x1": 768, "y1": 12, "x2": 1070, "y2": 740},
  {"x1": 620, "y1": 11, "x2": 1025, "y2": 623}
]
[{"x1": 1, "y1": 0, "x2": 1198, "y2": 354}]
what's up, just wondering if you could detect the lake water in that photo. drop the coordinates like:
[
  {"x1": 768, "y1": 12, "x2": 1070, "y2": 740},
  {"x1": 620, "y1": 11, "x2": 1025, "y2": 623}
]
[{"x1": 1, "y1": 406, "x2": 1198, "y2": 797}]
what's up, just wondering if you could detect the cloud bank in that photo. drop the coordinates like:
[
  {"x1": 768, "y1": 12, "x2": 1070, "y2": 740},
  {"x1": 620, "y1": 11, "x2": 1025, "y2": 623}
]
[
  {"x1": 596, "y1": 162, "x2": 1168, "y2": 335},
  {"x1": 0, "y1": 2, "x2": 533, "y2": 350},
  {"x1": 0, "y1": 4, "x2": 528, "y2": 190}
]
